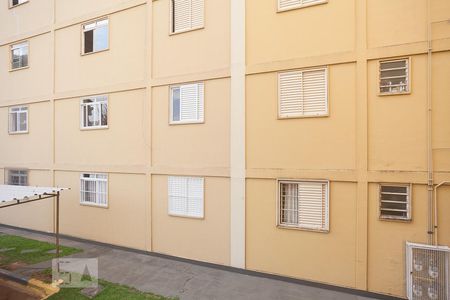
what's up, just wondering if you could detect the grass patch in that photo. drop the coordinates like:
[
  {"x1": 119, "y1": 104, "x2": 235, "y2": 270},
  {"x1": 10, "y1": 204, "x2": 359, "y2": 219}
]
[{"x1": 0, "y1": 235, "x2": 81, "y2": 267}]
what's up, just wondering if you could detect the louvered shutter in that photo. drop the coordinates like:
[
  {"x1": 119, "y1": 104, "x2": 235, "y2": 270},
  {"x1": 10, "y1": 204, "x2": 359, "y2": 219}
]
[
  {"x1": 297, "y1": 182, "x2": 328, "y2": 231},
  {"x1": 279, "y1": 71, "x2": 303, "y2": 117},
  {"x1": 191, "y1": 0, "x2": 204, "y2": 29},
  {"x1": 302, "y1": 69, "x2": 327, "y2": 116},
  {"x1": 168, "y1": 176, "x2": 204, "y2": 218},
  {"x1": 172, "y1": 0, "x2": 204, "y2": 33},
  {"x1": 279, "y1": 68, "x2": 327, "y2": 118},
  {"x1": 279, "y1": 0, "x2": 302, "y2": 10},
  {"x1": 180, "y1": 83, "x2": 204, "y2": 122},
  {"x1": 173, "y1": 0, "x2": 191, "y2": 33}
]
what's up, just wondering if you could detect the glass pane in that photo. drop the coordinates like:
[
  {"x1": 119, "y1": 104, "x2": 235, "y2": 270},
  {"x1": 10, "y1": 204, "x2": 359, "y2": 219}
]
[
  {"x1": 381, "y1": 186, "x2": 408, "y2": 194},
  {"x1": 381, "y1": 60, "x2": 406, "y2": 70},
  {"x1": 172, "y1": 88, "x2": 180, "y2": 121},
  {"x1": 87, "y1": 105, "x2": 95, "y2": 126},
  {"x1": 93, "y1": 26, "x2": 108, "y2": 52},
  {"x1": 9, "y1": 113, "x2": 17, "y2": 132},
  {"x1": 380, "y1": 69, "x2": 406, "y2": 78},
  {"x1": 101, "y1": 103, "x2": 108, "y2": 126},
  {"x1": 19, "y1": 112, "x2": 27, "y2": 131},
  {"x1": 84, "y1": 30, "x2": 94, "y2": 53}
]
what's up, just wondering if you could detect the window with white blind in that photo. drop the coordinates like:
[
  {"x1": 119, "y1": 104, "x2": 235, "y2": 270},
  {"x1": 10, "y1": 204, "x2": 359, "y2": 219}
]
[
  {"x1": 80, "y1": 96, "x2": 108, "y2": 129},
  {"x1": 278, "y1": 68, "x2": 328, "y2": 118},
  {"x1": 379, "y1": 58, "x2": 410, "y2": 95},
  {"x1": 82, "y1": 19, "x2": 109, "y2": 54},
  {"x1": 170, "y1": 83, "x2": 204, "y2": 124},
  {"x1": 168, "y1": 176, "x2": 204, "y2": 218},
  {"x1": 9, "y1": 0, "x2": 28, "y2": 8},
  {"x1": 6, "y1": 170, "x2": 28, "y2": 186},
  {"x1": 80, "y1": 173, "x2": 108, "y2": 207},
  {"x1": 10, "y1": 42, "x2": 29, "y2": 70},
  {"x1": 379, "y1": 184, "x2": 411, "y2": 221},
  {"x1": 170, "y1": 0, "x2": 204, "y2": 34},
  {"x1": 9, "y1": 106, "x2": 28, "y2": 134},
  {"x1": 278, "y1": 180, "x2": 329, "y2": 231},
  {"x1": 278, "y1": 0, "x2": 327, "y2": 11}
]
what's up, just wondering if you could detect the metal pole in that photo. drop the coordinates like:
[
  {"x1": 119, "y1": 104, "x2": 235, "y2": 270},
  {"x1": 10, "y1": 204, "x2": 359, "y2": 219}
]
[{"x1": 56, "y1": 191, "x2": 60, "y2": 258}]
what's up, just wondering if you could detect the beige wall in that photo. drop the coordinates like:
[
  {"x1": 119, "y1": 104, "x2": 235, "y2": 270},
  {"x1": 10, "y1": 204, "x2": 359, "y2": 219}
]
[
  {"x1": 152, "y1": 175, "x2": 230, "y2": 265},
  {"x1": 246, "y1": 63, "x2": 356, "y2": 171},
  {"x1": 56, "y1": 171, "x2": 148, "y2": 250},
  {"x1": 367, "y1": 183, "x2": 429, "y2": 297},
  {"x1": 152, "y1": 78, "x2": 230, "y2": 172},
  {"x1": 0, "y1": 102, "x2": 52, "y2": 167},
  {"x1": 152, "y1": 0, "x2": 230, "y2": 78},
  {"x1": 55, "y1": 0, "x2": 136, "y2": 23},
  {"x1": 0, "y1": 169, "x2": 53, "y2": 232},
  {"x1": 0, "y1": 0, "x2": 52, "y2": 41},
  {"x1": 54, "y1": 89, "x2": 147, "y2": 168},
  {"x1": 0, "y1": 33, "x2": 53, "y2": 103},
  {"x1": 54, "y1": 5, "x2": 146, "y2": 94},
  {"x1": 246, "y1": 179, "x2": 357, "y2": 288},
  {"x1": 246, "y1": 0, "x2": 355, "y2": 67}
]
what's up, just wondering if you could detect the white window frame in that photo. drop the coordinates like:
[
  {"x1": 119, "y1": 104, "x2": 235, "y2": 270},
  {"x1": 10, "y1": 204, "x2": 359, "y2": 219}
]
[
  {"x1": 278, "y1": 67, "x2": 329, "y2": 119},
  {"x1": 80, "y1": 95, "x2": 108, "y2": 129},
  {"x1": 379, "y1": 184, "x2": 412, "y2": 221},
  {"x1": 169, "y1": 83, "x2": 204, "y2": 125},
  {"x1": 168, "y1": 176, "x2": 204, "y2": 219},
  {"x1": 9, "y1": 0, "x2": 29, "y2": 8},
  {"x1": 277, "y1": 179, "x2": 330, "y2": 232},
  {"x1": 6, "y1": 169, "x2": 28, "y2": 186},
  {"x1": 379, "y1": 58, "x2": 411, "y2": 95},
  {"x1": 10, "y1": 41, "x2": 29, "y2": 70},
  {"x1": 170, "y1": 0, "x2": 205, "y2": 35},
  {"x1": 278, "y1": 0, "x2": 328, "y2": 12},
  {"x1": 81, "y1": 18, "x2": 109, "y2": 55},
  {"x1": 8, "y1": 106, "x2": 28, "y2": 134},
  {"x1": 80, "y1": 173, "x2": 108, "y2": 208}
]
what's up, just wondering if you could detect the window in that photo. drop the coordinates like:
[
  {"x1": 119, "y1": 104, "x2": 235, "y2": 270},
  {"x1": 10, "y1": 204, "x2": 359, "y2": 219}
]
[
  {"x1": 10, "y1": 42, "x2": 29, "y2": 70},
  {"x1": 379, "y1": 184, "x2": 411, "y2": 220},
  {"x1": 9, "y1": 106, "x2": 28, "y2": 134},
  {"x1": 9, "y1": 0, "x2": 28, "y2": 8},
  {"x1": 168, "y1": 176, "x2": 204, "y2": 218},
  {"x1": 379, "y1": 58, "x2": 410, "y2": 95},
  {"x1": 80, "y1": 96, "x2": 108, "y2": 129},
  {"x1": 170, "y1": 0, "x2": 204, "y2": 34},
  {"x1": 82, "y1": 19, "x2": 109, "y2": 54},
  {"x1": 170, "y1": 83, "x2": 204, "y2": 124},
  {"x1": 80, "y1": 173, "x2": 108, "y2": 207},
  {"x1": 278, "y1": 0, "x2": 327, "y2": 11},
  {"x1": 278, "y1": 180, "x2": 329, "y2": 231},
  {"x1": 6, "y1": 170, "x2": 28, "y2": 186},
  {"x1": 278, "y1": 67, "x2": 328, "y2": 118}
]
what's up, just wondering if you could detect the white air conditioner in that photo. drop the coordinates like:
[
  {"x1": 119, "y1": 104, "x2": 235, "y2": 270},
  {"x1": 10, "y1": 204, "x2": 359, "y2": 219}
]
[{"x1": 406, "y1": 242, "x2": 449, "y2": 300}]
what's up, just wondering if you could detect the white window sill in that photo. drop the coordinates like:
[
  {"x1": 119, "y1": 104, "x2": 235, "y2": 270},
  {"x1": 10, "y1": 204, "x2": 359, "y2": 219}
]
[
  {"x1": 277, "y1": 224, "x2": 329, "y2": 233},
  {"x1": 277, "y1": 0, "x2": 328, "y2": 13},
  {"x1": 379, "y1": 216, "x2": 412, "y2": 222},
  {"x1": 168, "y1": 213, "x2": 204, "y2": 220},
  {"x1": 169, "y1": 120, "x2": 204, "y2": 125},
  {"x1": 378, "y1": 91, "x2": 411, "y2": 97},
  {"x1": 169, "y1": 26, "x2": 204, "y2": 36},
  {"x1": 9, "y1": 66, "x2": 29, "y2": 72},
  {"x1": 81, "y1": 48, "x2": 110, "y2": 56},
  {"x1": 9, "y1": 1, "x2": 29, "y2": 9},
  {"x1": 80, "y1": 202, "x2": 108, "y2": 209},
  {"x1": 8, "y1": 130, "x2": 29, "y2": 135},
  {"x1": 278, "y1": 113, "x2": 329, "y2": 120},
  {"x1": 80, "y1": 125, "x2": 109, "y2": 131}
]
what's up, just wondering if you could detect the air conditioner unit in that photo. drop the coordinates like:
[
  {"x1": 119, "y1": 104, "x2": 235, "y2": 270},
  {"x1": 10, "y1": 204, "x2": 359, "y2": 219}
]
[{"x1": 406, "y1": 242, "x2": 449, "y2": 300}]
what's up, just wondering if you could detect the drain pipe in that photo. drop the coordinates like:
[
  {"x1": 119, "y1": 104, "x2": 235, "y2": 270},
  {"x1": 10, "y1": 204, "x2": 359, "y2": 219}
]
[
  {"x1": 433, "y1": 181, "x2": 450, "y2": 245},
  {"x1": 426, "y1": 0, "x2": 434, "y2": 245}
]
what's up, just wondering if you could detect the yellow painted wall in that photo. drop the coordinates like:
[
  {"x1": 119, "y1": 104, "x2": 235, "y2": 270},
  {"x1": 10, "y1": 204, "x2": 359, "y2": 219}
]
[
  {"x1": 0, "y1": 102, "x2": 52, "y2": 167},
  {"x1": 54, "y1": 89, "x2": 147, "y2": 168},
  {"x1": 152, "y1": 79, "x2": 230, "y2": 172},
  {"x1": 55, "y1": 0, "x2": 136, "y2": 23},
  {"x1": 56, "y1": 171, "x2": 148, "y2": 250},
  {"x1": 0, "y1": 169, "x2": 53, "y2": 232},
  {"x1": 152, "y1": 0, "x2": 230, "y2": 78},
  {"x1": 0, "y1": 33, "x2": 53, "y2": 103},
  {"x1": 246, "y1": 179, "x2": 357, "y2": 288},
  {"x1": 246, "y1": 63, "x2": 356, "y2": 171},
  {"x1": 54, "y1": 5, "x2": 146, "y2": 94},
  {"x1": 152, "y1": 175, "x2": 230, "y2": 265}
]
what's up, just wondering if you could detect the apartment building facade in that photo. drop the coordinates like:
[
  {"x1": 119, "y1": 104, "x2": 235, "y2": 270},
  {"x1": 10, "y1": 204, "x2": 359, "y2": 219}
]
[{"x1": 0, "y1": 0, "x2": 449, "y2": 298}]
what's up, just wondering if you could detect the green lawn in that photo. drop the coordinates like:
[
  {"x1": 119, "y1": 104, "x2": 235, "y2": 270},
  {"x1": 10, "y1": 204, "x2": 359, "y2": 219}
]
[
  {"x1": 48, "y1": 279, "x2": 175, "y2": 300},
  {"x1": 0, "y1": 234, "x2": 81, "y2": 267}
]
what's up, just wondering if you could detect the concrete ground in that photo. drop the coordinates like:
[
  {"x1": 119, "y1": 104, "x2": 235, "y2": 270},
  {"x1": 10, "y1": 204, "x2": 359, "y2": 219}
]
[{"x1": 0, "y1": 226, "x2": 393, "y2": 300}]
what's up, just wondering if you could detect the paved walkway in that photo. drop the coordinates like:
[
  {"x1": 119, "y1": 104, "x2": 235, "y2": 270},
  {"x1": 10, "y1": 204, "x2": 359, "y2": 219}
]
[{"x1": 0, "y1": 226, "x2": 390, "y2": 300}]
